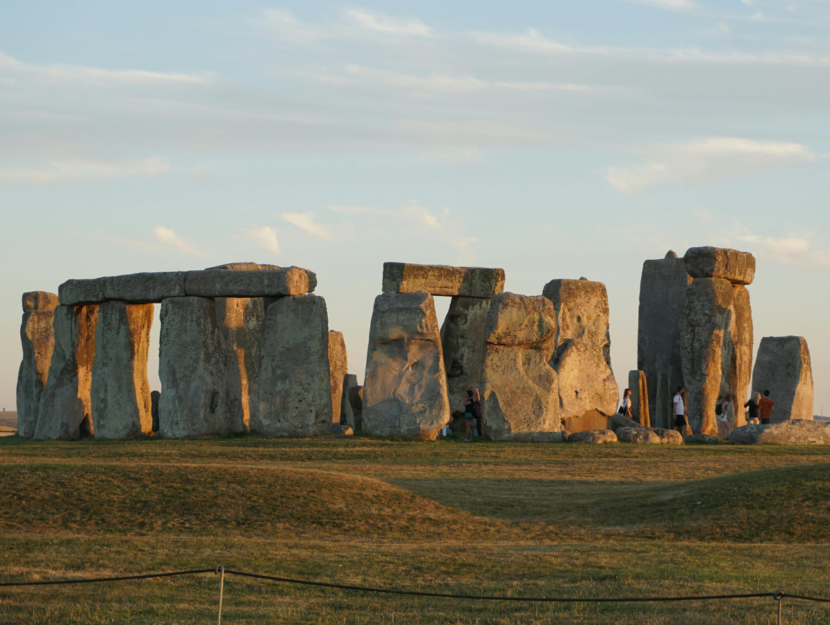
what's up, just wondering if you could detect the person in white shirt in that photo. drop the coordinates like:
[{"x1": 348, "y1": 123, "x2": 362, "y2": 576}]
[
  {"x1": 673, "y1": 386, "x2": 687, "y2": 433},
  {"x1": 717, "y1": 392, "x2": 735, "y2": 438},
  {"x1": 620, "y1": 388, "x2": 633, "y2": 419}
]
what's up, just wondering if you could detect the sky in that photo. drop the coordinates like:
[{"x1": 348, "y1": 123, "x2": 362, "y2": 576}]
[{"x1": 1, "y1": 0, "x2": 829, "y2": 415}]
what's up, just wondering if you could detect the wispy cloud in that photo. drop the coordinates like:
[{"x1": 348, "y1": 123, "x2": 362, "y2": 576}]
[
  {"x1": 240, "y1": 226, "x2": 281, "y2": 255},
  {"x1": 280, "y1": 212, "x2": 335, "y2": 239},
  {"x1": 153, "y1": 226, "x2": 208, "y2": 257},
  {"x1": 619, "y1": 0, "x2": 698, "y2": 12},
  {"x1": 259, "y1": 9, "x2": 327, "y2": 46},
  {"x1": 734, "y1": 230, "x2": 830, "y2": 274},
  {"x1": 0, "y1": 157, "x2": 170, "y2": 186},
  {"x1": 343, "y1": 8, "x2": 432, "y2": 36},
  {"x1": 606, "y1": 137, "x2": 817, "y2": 194},
  {"x1": 0, "y1": 52, "x2": 210, "y2": 85}
]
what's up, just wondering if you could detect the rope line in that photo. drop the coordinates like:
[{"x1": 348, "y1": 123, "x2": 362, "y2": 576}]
[{"x1": 0, "y1": 568, "x2": 214, "y2": 587}]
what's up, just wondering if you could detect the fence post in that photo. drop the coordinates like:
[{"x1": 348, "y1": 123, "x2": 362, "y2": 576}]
[
  {"x1": 216, "y1": 565, "x2": 225, "y2": 625},
  {"x1": 775, "y1": 591, "x2": 783, "y2": 625}
]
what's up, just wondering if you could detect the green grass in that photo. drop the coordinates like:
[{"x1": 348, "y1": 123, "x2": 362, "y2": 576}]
[{"x1": 2, "y1": 434, "x2": 830, "y2": 623}]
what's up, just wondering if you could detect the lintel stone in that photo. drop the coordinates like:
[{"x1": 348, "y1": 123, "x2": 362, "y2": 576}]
[
  {"x1": 684, "y1": 247, "x2": 756, "y2": 285},
  {"x1": 382, "y1": 262, "x2": 505, "y2": 297},
  {"x1": 185, "y1": 267, "x2": 310, "y2": 297}
]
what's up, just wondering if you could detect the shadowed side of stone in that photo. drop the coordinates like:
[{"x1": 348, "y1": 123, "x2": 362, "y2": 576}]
[
  {"x1": 328, "y1": 331, "x2": 348, "y2": 425},
  {"x1": 341, "y1": 374, "x2": 360, "y2": 430},
  {"x1": 35, "y1": 305, "x2": 99, "y2": 440},
  {"x1": 257, "y1": 295, "x2": 333, "y2": 436},
  {"x1": 16, "y1": 292, "x2": 59, "y2": 437},
  {"x1": 752, "y1": 336, "x2": 814, "y2": 423},
  {"x1": 90, "y1": 301, "x2": 154, "y2": 439},
  {"x1": 363, "y1": 292, "x2": 450, "y2": 440},
  {"x1": 440, "y1": 296, "x2": 491, "y2": 417},
  {"x1": 151, "y1": 390, "x2": 160, "y2": 433},
  {"x1": 480, "y1": 293, "x2": 561, "y2": 442},
  {"x1": 158, "y1": 297, "x2": 244, "y2": 438},
  {"x1": 382, "y1": 262, "x2": 505, "y2": 297}
]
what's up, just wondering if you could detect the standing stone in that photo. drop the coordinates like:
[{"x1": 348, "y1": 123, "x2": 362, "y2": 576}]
[
  {"x1": 363, "y1": 292, "x2": 450, "y2": 440},
  {"x1": 542, "y1": 279, "x2": 617, "y2": 432},
  {"x1": 727, "y1": 284, "x2": 753, "y2": 426},
  {"x1": 328, "y1": 331, "x2": 348, "y2": 425},
  {"x1": 751, "y1": 336, "x2": 814, "y2": 423},
  {"x1": 158, "y1": 297, "x2": 244, "y2": 438},
  {"x1": 637, "y1": 251, "x2": 691, "y2": 429},
  {"x1": 341, "y1": 374, "x2": 360, "y2": 429},
  {"x1": 480, "y1": 293, "x2": 561, "y2": 441},
  {"x1": 215, "y1": 297, "x2": 266, "y2": 432},
  {"x1": 16, "y1": 292, "x2": 59, "y2": 438},
  {"x1": 628, "y1": 370, "x2": 650, "y2": 427},
  {"x1": 350, "y1": 385, "x2": 364, "y2": 432},
  {"x1": 258, "y1": 295, "x2": 333, "y2": 436},
  {"x1": 151, "y1": 391, "x2": 160, "y2": 433},
  {"x1": 440, "y1": 296, "x2": 491, "y2": 417},
  {"x1": 35, "y1": 305, "x2": 99, "y2": 440},
  {"x1": 681, "y1": 278, "x2": 734, "y2": 436},
  {"x1": 90, "y1": 301, "x2": 154, "y2": 439}
]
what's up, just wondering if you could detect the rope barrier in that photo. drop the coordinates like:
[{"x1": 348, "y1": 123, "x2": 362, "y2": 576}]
[{"x1": 0, "y1": 568, "x2": 214, "y2": 587}]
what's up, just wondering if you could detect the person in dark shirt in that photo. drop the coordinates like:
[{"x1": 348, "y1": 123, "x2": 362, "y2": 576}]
[{"x1": 744, "y1": 392, "x2": 761, "y2": 424}]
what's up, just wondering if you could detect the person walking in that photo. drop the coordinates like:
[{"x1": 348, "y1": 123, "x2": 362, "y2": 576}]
[
  {"x1": 463, "y1": 390, "x2": 476, "y2": 441},
  {"x1": 620, "y1": 388, "x2": 633, "y2": 419},
  {"x1": 673, "y1": 386, "x2": 687, "y2": 434},
  {"x1": 718, "y1": 392, "x2": 734, "y2": 438},
  {"x1": 759, "y1": 390, "x2": 774, "y2": 425},
  {"x1": 744, "y1": 392, "x2": 761, "y2": 425}
]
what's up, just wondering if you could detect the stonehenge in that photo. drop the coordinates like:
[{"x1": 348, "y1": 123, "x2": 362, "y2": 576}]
[
  {"x1": 751, "y1": 336, "x2": 814, "y2": 423},
  {"x1": 328, "y1": 331, "x2": 348, "y2": 425},
  {"x1": 16, "y1": 292, "x2": 58, "y2": 438},
  {"x1": 382, "y1": 262, "x2": 504, "y2": 297},
  {"x1": 441, "y1": 296, "x2": 491, "y2": 418}
]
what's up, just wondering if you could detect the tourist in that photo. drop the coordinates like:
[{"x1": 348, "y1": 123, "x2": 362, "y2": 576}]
[
  {"x1": 673, "y1": 386, "x2": 687, "y2": 433},
  {"x1": 718, "y1": 392, "x2": 734, "y2": 438},
  {"x1": 620, "y1": 388, "x2": 633, "y2": 419},
  {"x1": 759, "y1": 390, "x2": 774, "y2": 425},
  {"x1": 744, "y1": 392, "x2": 761, "y2": 425},
  {"x1": 463, "y1": 390, "x2": 476, "y2": 441},
  {"x1": 473, "y1": 388, "x2": 483, "y2": 437}
]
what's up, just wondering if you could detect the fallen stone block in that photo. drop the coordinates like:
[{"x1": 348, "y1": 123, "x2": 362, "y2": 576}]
[
  {"x1": 751, "y1": 336, "x2": 814, "y2": 423},
  {"x1": 729, "y1": 423, "x2": 770, "y2": 445},
  {"x1": 567, "y1": 429, "x2": 617, "y2": 444},
  {"x1": 683, "y1": 246, "x2": 756, "y2": 285},
  {"x1": 480, "y1": 293, "x2": 560, "y2": 441},
  {"x1": 382, "y1": 262, "x2": 505, "y2": 297},
  {"x1": 328, "y1": 331, "x2": 348, "y2": 425},
  {"x1": 257, "y1": 295, "x2": 333, "y2": 436},
  {"x1": 363, "y1": 292, "x2": 450, "y2": 439},
  {"x1": 90, "y1": 301, "x2": 154, "y2": 439},
  {"x1": 185, "y1": 267, "x2": 311, "y2": 297},
  {"x1": 16, "y1": 297, "x2": 58, "y2": 437},
  {"x1": 35, "y1": 305, "x2": 99, "y2": 440},
  {"x1": 22, "y1": 291, "x2": 60, "y2": 312},
  {"x1": 158, "y1": 297, "x2": 244, "y2": 438},
  {"x1": 610, "y1": 413, "x2": 643, "y2": 430},
  {"x1": 651, "y1": 428, "x2": 684, "y2": 445},
  {"x1": 616, "y1": 427, "x2": 661, "y2": 444},
  {"x1": 757, "y1": 420, "x2": 830, "y2": 445},
  {"x1": 332, "y1": 423, "x2": 354, "y2": 436},
  {"x1": 542, "y1": 278, "x2": 618, "y2": 424},
  {"x1": 441, "y1": 296, "x2": 491, "y2": 417}
]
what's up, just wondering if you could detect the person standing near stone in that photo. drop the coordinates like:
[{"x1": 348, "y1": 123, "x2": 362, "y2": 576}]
[
  {"x1": 673, "y1": 387, "x2": 687, "y2": 433},
  {"x1": 463, "y1": 390, "x2": 476, "y2": 441},
  {"x1": 759, "y1": 390, "x2": 774, "y2": 425},
  {"x1": 717, "y1": 392, "x2": 734, "y2": 438},
  {"x1": 473, "y1": 388, "x2": 483, "y2": 437},
  {"x1": 744, "y1": 392, "x2": 761, "y2": 425},
  {"x1": 620, "y1": 388, "x2": 633, "y2": 419}
]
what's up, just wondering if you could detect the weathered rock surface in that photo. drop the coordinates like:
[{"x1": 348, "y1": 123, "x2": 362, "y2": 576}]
[
  {"x1": 22, "y1": 291, "x2": 60, "y2": 312},
  {"x1": 628, "y1": 370, "x2": 650, "y2": 427},
  {"x1": 684, "y1": 434, "x2": 720, "y2": 444},
  {"x1": 16, "y1": 305, "x2": 57, "y2": 438},
  {"x1": 728, "y1": 284, "x2": 753, "y2": 427},
  {"x1": 332, "y1": 423, "x2": 354, "y2": 436},
  {"x1": 480, "y1": 293, "x2": 560, "y2": 441},
  {"x1": 206, "y1": 262, "x2": 317, "y2": 293},
  {"x1": 757, "y1": 420, "x2": 830, "y2": 445},
  {"x1": 215, "y1": 296, "x2": 266, "y2": 431},
  {"x1": 258, "y1": 295, "x2": 333, "y2": 436},
  {"x1": 440, "y1": 296, "x2": 491, "y2": 416},
  {"x1": 751, "y1": 336, "x2": 814, "y2": 423},
  {"x1": 363, "y1": 292, "x2": 450, "y2": 439},
  {"x1": 637, "y1": 251, "x2": 691, "y2": 429},
  {"x1": 151, "y1": 390, "x2": 160, "y2": 433},
  {"x1": 158, "y1": 297, "x2": 244, "y2": 438},
  {"x1": 681, "y1": 277, "x2": 734, "y2": 436},
  {"x1": 729, "y1": 423, "x2": 770, "y2": 445},
  {"x1": 59, "y1": 278, "x2": 106, "y2": 306},
  {"x1": 616, "y1": 427, "x2": 661, "y2": 444},
  {"x1": 684, "y1": 246, "x2": 756, "y2": 286},
  {"x1": 105, "y1": 272, "x2": 186, "y2": 302},
  {"x1": 542, "y1": 279, "x2": 618, "y2": 425},
  {"x1": 328, "y1": 331, "x2": 348, "y2": 425},
  {"x1": 90, "y1": 301, "x2": 154, "y2": 439},
  {"x1": 568, "y1": 429, "x2": 617, "y2": 444},
  {"x1": 341, "y1": 374, "x2": 360, "y2": 429},
  {"x1": 651, "y1": 428, "x2": 684, "y2": 445},
  {"x1": 35, "y1": 305, "x2": 99, "y2": 440},
  {"x1": 382, "y1": 262, "x2": 505, "y2": 297},
  {"x1": 563, "y1": 410, "x2": 611, "y2": 433},
  {"x1": 185, "y1": 267, "x2": 311, "y2": 297}
]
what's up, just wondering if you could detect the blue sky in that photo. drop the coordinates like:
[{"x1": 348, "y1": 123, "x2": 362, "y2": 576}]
[{"x1": 1, "y1": 0, "x2": 829, "y2": 414}]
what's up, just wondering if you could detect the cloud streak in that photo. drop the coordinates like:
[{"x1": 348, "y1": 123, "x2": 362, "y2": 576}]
[
  {"x1": 280, "y1": 212, "x2": 336, "y2": 240},
  {"x1": 0, "y1": 157, "x2": 170, "y2": 186},
  {"x1": 153, "y1": 226, "x2": 208, "y2": 257},
  {"x1": 343, "y1": 8, "x2": 432, "y2": 36},
  {"x1": 240, "y1": 226, "x2": 282, "y2": 255}
]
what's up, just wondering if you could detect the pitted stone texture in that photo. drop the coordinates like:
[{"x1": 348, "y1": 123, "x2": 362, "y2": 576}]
[
  {"x1": 35, "y1": 305, "x2": 98, "y2": 440},
  {"x1": 341, "y1": 374, "x2": 360, "y2": 429},
  {"x1": 628, "y1": 370, "x2": 650, "y2": 427},
  {"x1": 542, "y1": 279, "x2": 618, "y2": 422},
  {"x1": 480, "y1": 293, "x2": 560, "y2": 442},
  {"x1": 216, "y1": 297, "x2": 266, "y2": 432},
  {"x1": 729, "y1": 423, "x2": 770, "y2": 445},
  {"x1": 104, "y1": 272, "x2": 186, "y2": 302},
  {"x1": 637, "y1": 253, "x2": 691, "y2": 429},
  {"x1": 568, "y1": 429, "x2": 617, "y2": 444},
  {"x1": 751, "y1": 336, "x2": 814, "y2": 423},
  {"x1": 681, "y1": 277, "x2": 734, "y2": 436},
  {"x1": 158, "y1": 297, "x2": 244, "y2": 438},
  {"x1": 651, "y1": 428, "x2": 684, "y2": 445},
  {"x1": 441, "y1": 296, "x2": 491, "y2": 416},
  {"x1": 727, "y1": 285, "x2": 753, "y2": 425},
  {"x1": 59, "y1": 278, "x2": 106, "y2": 306},
  {"x1": 16, "y1": 309, "x2": 56, "y2": 437},
  {"x1": 206, "y1": 262, "x2": 317, "y2": 293},
  {"x1": 258, "y1": 295, "x2": 333, "y2": 436},
  {"x1": 616, "y1": 427, "x2": 661, "y2": 444},
  {"x1": 363, "y1": 292, "x2": 450, "y2": 440},
  {"x1": 186, "y1": 267, "x2": 311, "y2": 297},
  {"x1": 382, "y1": 262, "x2": 505, "y2": 297},
  {"x1": 90, "y1": 301, "x2": 153, "y2": 439},
  {"x1": 684, "y1": 247, "x2": 756, "y2": 286},
  {"x1": 151, "y1": 391, "x2": 160, "y2": 433},
  {"x1": 22, "y1": 291, "x2": 59, "y2": 312},
  {"x1": 757, "y1": 420, "x2": 829, "y2": 445},
  {"x1": 328, "y1": 331, "x2": 348, "y2": 425}
]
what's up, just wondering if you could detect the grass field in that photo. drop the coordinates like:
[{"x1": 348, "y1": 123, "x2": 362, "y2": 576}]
[{"x1": 2, "y1": 434, "x2": 830, "y2": 624}]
